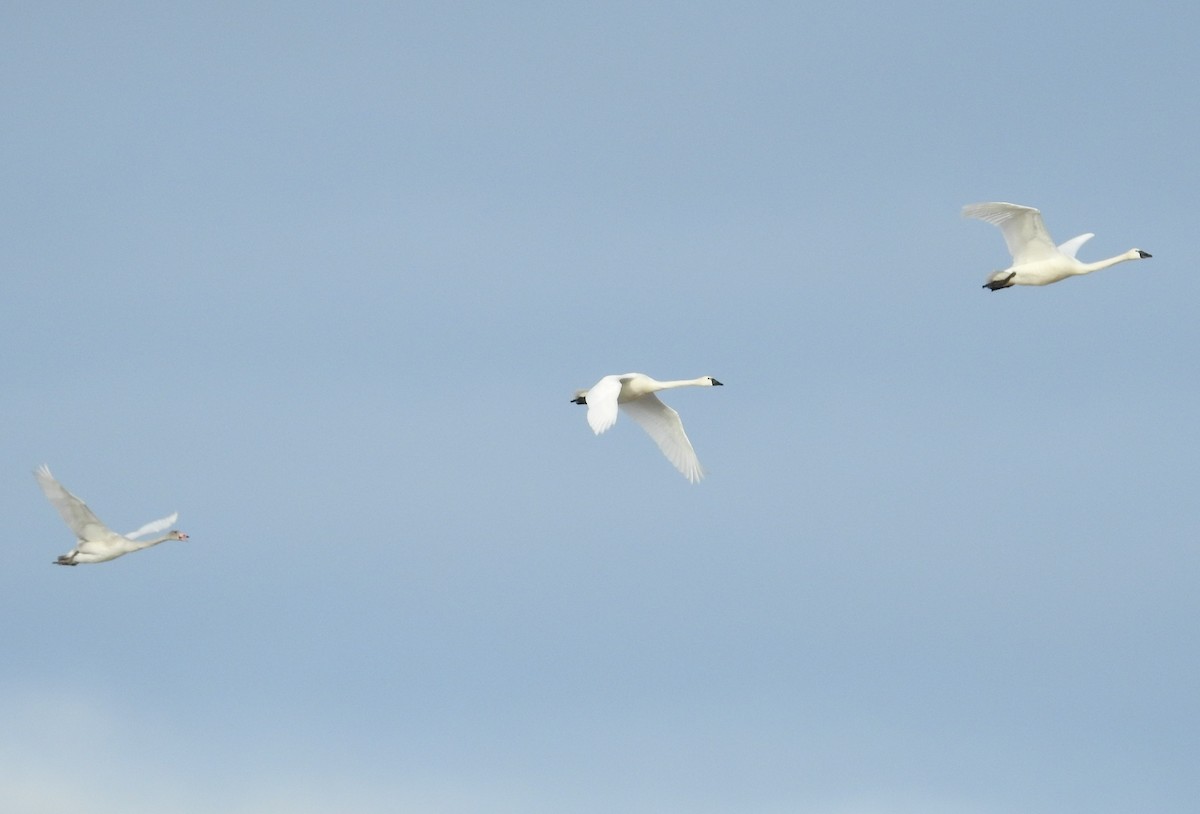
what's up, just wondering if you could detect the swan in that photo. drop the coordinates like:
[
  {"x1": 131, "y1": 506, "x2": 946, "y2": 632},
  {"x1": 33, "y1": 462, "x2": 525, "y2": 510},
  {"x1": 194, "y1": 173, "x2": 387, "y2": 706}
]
[
  {"x1": 963, "y1": 202, "x2": 1151, "y2": 290},
  {"x1": 34, "y1": 464, "x2": 189, "y2": 565},
  {"x1": 571, "y1": 373, "x2": 723, "y2": 483}
]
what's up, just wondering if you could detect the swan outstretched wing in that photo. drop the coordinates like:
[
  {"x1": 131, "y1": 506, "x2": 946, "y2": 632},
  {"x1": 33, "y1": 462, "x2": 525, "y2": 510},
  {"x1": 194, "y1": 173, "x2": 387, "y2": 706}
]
[
  {"x1": 34, "y1": 465, "x2": 117, "y2": 542},
  {"x1": 126, "y1": 512, "x2": 179, "y2": 539},
  {"x1": 963, "y1": 202, "x2": 1058, "y2": 265},
  {"x1": 620, "y1": 394, "x2": 705, "y2": 483},
  {"x1": 1056, "y1": 232, "x2": 1095, "y2": 260},
  {"x1": 584, "y1": 376, "x2": 622, "y2": 435}
]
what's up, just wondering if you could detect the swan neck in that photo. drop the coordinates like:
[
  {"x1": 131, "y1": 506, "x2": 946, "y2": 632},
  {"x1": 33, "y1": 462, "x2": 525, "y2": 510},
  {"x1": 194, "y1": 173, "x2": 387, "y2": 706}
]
[
  {"x1": 135, "y1": 534, "x2": 174, "y2": 550},
  {"x1": 1078, "y1": 253, "x2": 1135, "y2": 274},
  {"x1": 653, "y1": 377, "x2": 709, "y2": 390}
]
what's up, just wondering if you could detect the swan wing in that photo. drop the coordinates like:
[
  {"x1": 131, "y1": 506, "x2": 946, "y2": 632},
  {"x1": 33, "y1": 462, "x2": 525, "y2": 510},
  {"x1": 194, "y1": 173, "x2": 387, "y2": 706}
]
[
  {"x1": 619, "y1": 394, "x2": 704, "y2": 483},
  {"x1": 963, "y1": 202, "x2": 1058, "y2": 265},
  {"x1": 34, "y1": 465, "x2": 118, "y2": 542},
  {"x1": 1056, "y1": 232, "x2": 1095, "y2": 260},
  {"x1": 584, "y1": 376, "x2": 622, "y2": 435},
  {"x1": 126, "y1": 512, "x2": 179, "y2": 539}
]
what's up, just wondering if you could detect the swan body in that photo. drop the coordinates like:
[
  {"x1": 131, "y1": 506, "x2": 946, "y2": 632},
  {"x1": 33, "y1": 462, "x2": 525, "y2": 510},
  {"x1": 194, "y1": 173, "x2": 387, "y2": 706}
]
[
  {"x1": 35, "y1": 464, "x2": 189, "y2": 565},
  {"x1": 963, "y1": 202, "x2": 1151, "y2": 290},
  {"x1": 571, "y1": 373, "x2": 723, "y2": 483}
]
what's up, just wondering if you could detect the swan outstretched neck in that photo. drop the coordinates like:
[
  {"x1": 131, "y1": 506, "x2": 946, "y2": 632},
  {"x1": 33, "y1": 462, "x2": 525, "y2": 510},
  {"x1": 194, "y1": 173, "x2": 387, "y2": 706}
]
[
  {"x1": 35, "y1": 465, "x2": 190, "y2": 566},
  {"x1": 963, "y1": 202, "x2": 1152, "y2": 290},
  {"x1": 571, "y1": 373, "x2": 723, "y2": 483}
]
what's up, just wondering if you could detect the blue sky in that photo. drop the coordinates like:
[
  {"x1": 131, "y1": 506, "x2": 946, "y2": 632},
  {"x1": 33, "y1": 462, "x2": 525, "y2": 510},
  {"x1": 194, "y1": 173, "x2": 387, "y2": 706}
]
[{"x1": 3, "y1": 2, "x2": 1198, "y2": 812}]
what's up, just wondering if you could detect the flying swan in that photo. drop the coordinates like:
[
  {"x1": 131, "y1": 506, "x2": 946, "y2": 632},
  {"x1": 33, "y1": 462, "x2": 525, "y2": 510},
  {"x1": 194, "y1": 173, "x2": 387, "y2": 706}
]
[
  {"x1": 963, "y1": 201, "x2": 1151, "y2": 290},
  {"x1": 35, "y1": 464, "x2": 189, "y2": 565},
  {"x1": 571, "y1": 373, "x2": 723, "y2": 483}
]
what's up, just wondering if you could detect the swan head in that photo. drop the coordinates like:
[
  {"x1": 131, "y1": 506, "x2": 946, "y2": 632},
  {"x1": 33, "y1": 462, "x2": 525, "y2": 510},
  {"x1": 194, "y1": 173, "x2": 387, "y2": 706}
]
[
  {"x1": 704, "y1": 377, "x2": 723, "y2": 387},
  {"x1": 1135, "y1": 249, "x2": 1152, "y2": 259},
  {"x1": 169, "y1": 530, "x2": 189, "y2": 541}
]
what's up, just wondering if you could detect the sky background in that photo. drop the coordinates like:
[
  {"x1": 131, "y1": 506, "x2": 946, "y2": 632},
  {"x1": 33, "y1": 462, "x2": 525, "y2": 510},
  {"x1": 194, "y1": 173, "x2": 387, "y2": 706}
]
[{"x1": 3, "y1": 2, "x2": 1198, "y2": 812}]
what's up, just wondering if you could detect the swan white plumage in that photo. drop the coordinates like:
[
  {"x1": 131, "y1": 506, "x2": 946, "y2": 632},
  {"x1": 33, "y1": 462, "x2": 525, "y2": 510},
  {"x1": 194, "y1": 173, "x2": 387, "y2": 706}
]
[
  {"x1": 963, "y1": 202, "x2": 1151, "y2": 290},
  {"x1": 35, "y1": 464, "x2": 189, "y2": 565},
  {"x1": 572, "y1": 373, "x2": 723, "y2": 483}
]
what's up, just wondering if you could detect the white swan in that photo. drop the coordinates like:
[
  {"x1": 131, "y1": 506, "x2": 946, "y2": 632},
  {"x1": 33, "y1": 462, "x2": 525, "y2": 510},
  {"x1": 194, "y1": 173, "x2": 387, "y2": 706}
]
[
  {"x1": 571, "y1": 373, "x2": 723, "y2": 483},
  {"x1": 34, "y1": 464, "x2": 189, "y2": 565},
  {"x1": 963, "y1": 202, "x2": 1151, "y2": 290}
]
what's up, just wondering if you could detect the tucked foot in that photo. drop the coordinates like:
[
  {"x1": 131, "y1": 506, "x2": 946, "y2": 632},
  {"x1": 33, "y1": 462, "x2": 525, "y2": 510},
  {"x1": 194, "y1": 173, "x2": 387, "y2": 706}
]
[{"x1": 983, "y1": 271, "x2": 1017, "y2": 291}]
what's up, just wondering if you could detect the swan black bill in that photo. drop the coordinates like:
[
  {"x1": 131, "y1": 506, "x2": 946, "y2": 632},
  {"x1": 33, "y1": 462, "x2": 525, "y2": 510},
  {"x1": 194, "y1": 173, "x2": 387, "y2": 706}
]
[
  {"x1": 711, "y1": 379, "x2": 724, "y2": 386},
  {"x1": 1138, "y1": 250, "x2": 1152, "y2": 258}
]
